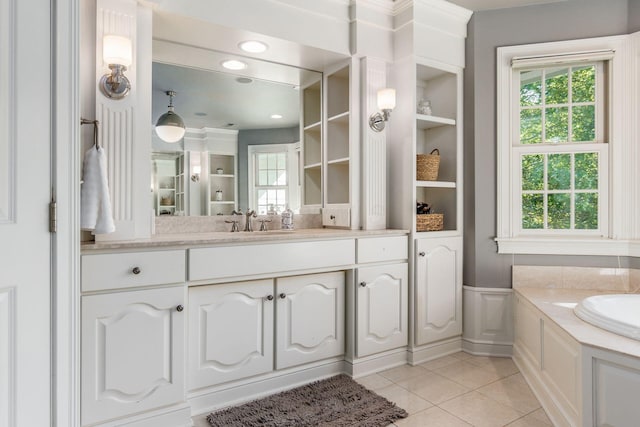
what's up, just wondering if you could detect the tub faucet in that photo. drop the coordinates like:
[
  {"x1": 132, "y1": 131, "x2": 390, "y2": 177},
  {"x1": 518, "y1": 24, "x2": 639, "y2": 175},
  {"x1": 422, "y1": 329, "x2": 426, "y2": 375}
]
[{"x1": 244, "y1": 209, "x2": 257, "y2": 232}]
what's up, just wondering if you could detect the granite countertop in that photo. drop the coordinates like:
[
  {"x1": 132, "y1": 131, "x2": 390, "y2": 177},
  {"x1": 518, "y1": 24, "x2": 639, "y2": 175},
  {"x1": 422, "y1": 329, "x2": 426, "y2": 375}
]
[
  {"x1": 515, "y1": 287, "x2": 640, "y2": 359},
  {"x1": 81, "y1": 228, "x2": 409, "y2": 251}
]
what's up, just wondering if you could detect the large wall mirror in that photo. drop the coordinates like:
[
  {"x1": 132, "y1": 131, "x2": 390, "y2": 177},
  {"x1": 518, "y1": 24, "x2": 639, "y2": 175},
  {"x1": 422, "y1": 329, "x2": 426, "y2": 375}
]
[{"x1": 151, "y1": 40, "x2": 322, "y2": 216}]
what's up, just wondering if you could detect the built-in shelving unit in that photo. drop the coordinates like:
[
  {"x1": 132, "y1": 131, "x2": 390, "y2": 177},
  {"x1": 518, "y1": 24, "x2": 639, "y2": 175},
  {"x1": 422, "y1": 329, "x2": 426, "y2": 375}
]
[
  {"x1": 152, "y1": 152, "x2": 185, "y2": 216},
  {"x1": 302, "y1": 79, "x2": 322, "y2": 210},
  {"x1": 325, "y1": 66, "x2": 350, "y2": 208},
  {"x1": 207, "y1": 153, "x2": 237, "y2": 216}
]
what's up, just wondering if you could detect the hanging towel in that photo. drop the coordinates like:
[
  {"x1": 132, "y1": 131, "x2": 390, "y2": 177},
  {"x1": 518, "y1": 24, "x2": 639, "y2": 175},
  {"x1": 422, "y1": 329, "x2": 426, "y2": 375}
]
[{"x1": 81, "y1": 145, "x2": 116, "y2": 234}]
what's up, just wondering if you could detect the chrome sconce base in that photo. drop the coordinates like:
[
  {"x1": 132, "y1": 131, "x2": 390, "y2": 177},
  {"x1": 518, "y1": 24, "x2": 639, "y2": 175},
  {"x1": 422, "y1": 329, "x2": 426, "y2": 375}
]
[
  {"x1": 369, "y1": 109, "x2": 392, "y2": 132},
  {"x1": 99, "y1": 64, "x2": 131, "y2": 99}
]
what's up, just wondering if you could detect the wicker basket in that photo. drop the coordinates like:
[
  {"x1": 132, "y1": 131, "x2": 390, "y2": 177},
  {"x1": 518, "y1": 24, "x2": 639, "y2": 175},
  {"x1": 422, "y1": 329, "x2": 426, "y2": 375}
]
[
  {"x1": 416, "y1": 149, "x2": 440, "y2": 181},
  {"x1": 416, "y1": 213, "x2": 444, "y2": 232}
]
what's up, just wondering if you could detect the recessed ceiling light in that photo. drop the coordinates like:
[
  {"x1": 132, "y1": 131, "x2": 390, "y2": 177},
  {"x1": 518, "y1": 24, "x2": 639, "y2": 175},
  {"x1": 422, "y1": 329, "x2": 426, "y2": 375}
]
[
  {"x1": 222, "y1": 59, "x2": 247, "y2": 70},
  {"x1": 271, "y1": 114, "x2": 283, "y2": 119},
  {"x1": 236, "y1": 77, "x2": 253, "y2": 84},
  {"x1": 194, "y1": 112, "x2": 207, "y2": 116},
  {"x1": 239, "y1": 40, "x2": 268, "y2": 53}
]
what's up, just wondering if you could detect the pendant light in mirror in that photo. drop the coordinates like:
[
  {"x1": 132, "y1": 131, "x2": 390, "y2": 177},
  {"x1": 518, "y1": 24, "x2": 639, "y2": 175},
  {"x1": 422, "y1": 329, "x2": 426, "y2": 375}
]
[{"x1": 155, "y1": 90, "x2": 186, "y2": 143}]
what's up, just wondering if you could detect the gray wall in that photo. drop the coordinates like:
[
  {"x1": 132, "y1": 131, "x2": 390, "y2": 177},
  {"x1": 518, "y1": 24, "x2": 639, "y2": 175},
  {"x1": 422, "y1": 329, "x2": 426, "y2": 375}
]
[
  {"x1": 237, "y1": 127, "x2": 299, "y2": 209},
  {"x1": 464, "y1": 0, "x2": 635, "y2": 288},
  {"x1": 630, "y1": 0, "x2": 640, "y2": 32}
]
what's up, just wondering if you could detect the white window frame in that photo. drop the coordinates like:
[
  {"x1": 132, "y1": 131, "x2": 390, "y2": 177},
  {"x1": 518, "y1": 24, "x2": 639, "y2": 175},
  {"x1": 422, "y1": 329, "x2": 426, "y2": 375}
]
[
  {"x1": 248, "y1": 143, "x2": 300, "y2": 213},
  {"x1": 496, "y1": 35, "x2": 638, "y2": 256}
]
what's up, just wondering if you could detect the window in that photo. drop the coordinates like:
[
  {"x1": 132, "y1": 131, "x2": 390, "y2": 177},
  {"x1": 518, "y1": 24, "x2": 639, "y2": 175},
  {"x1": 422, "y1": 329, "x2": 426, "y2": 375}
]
[
  {"x1": 514, "y1": 63, "x2": 608, "y2": 235},
  {"x1": 495, "y1": 37, "x2": 634, "y2": 255},
  {"x1": 248, "y1": 143, "x2": 300, "y2": 214}
]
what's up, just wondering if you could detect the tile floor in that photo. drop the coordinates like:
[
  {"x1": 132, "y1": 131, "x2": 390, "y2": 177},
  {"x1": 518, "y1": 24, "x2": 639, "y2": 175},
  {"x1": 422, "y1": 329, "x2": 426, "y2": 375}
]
[{"x1": 192, "y1": 352, "x2": 551, "y2": 427}]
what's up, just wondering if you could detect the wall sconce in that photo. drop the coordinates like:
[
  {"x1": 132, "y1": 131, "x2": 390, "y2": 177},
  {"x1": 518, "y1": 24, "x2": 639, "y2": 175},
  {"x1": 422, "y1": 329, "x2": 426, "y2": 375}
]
[
  {"x1": 369, "y1": 88, "x2": 396, "y2": 132},
  {"x1": 99, "y1": 35, "x2": 133, "y2": 100},
  {"x1": 155, "y1": 90, "x2": 186, "y2": 143},
  {"x1": 191, "y1": 165, "x2": 201, "y2": 182}
]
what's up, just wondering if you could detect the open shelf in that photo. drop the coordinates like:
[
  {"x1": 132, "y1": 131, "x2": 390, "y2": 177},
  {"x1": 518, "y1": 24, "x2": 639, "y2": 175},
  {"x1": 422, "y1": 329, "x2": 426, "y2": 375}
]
[
  {"x1": 416, "y1": 114, "x2": 456, "y2": 129},
  {"x1": 416, "y1": 180, "x2": 456, "y2": 188}
]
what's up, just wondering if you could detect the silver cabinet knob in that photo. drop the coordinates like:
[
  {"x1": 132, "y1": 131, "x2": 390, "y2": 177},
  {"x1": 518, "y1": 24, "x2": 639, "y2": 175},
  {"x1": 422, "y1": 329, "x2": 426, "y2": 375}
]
[
  {"x1": 359, "y1": 281, "x2": 367, "y2": 287},
  {"x1": 418, "y1": 252, "x2": 426, "y2": 257},
  {"x1": 330, "y1": 215, "x2": 336, "y2": 220},
  {"x1": 176, "y1": 305, "x2": 184, "y2": 312},
  {"x1": 266, "y1": 295, "x2": 274, "y2": 301},
  {"x1": 132, "y1": 266, "x2": 141, "y2": 275},
  {"x1": 279, "y1": 293, "x2": 286, "y2": 299}
]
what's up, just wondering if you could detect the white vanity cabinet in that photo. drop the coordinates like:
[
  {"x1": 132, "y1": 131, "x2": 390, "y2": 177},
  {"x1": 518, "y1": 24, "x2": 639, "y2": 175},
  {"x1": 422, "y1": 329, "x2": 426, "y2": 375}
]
[
  {"x1": 188, "y1": 279, "x2": 274, "y2": 390},
  {"x1": 414, "y1": 236, "x2": 462, "y2": 345},
  {"x1": 81, "y1": 286, "x2": 186, "y2": 426},
  {"x1": 276, "y1": 272, "x2": 345, "y2": 369},
  {"x1": 356, "y1": 263, "x2": 408, "y2": 358}
]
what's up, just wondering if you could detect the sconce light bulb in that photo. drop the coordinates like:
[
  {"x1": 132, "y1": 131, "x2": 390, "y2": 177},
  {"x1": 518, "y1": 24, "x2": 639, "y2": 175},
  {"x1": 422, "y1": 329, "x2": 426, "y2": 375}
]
[{"x1": 377, "y1": 88, "x2": 396, "y2": 111}]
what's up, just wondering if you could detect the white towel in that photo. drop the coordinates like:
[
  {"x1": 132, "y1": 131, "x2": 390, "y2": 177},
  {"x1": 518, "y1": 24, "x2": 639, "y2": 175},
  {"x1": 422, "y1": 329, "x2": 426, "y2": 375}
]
[{"x1": 81, "y1": 145, "x2": 116, "y2": 234}]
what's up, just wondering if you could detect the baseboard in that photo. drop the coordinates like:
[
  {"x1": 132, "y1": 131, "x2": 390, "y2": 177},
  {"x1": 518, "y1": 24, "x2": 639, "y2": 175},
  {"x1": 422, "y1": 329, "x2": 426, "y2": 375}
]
[
  {"x1": 344, "y1": 348, "x2": 409, "y2": 378},
  {"x1": 93, "y1": 402, "x2": 192, "y2": 427},
  {"x1": 408, "y1": 337, "x2": 462, "y2": 365},
  {"x1": 462, "y1": 338, "x2": 512, "y2": 357},
  {"x1": 188, "y1": 360, "x2": 345, "y2": 416}
]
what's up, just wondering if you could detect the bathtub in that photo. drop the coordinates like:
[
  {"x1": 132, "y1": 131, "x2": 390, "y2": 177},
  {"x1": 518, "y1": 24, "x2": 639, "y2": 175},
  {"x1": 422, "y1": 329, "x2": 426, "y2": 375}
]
[{"x1": 574, "y1": 294, "x2": 640, "y2": 341}]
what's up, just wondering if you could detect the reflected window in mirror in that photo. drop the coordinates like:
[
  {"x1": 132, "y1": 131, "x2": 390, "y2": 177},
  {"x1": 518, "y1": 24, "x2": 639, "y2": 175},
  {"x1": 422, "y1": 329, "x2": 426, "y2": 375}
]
[{"x1": 249, "y1": 143, "x2": 300, "y2": 215}]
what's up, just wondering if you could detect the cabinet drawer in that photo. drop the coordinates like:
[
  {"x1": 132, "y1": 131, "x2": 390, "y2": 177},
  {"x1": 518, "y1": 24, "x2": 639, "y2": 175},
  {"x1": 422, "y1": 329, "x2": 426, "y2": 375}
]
[
  {"x1": 189, "y1": 239, "x2": 355, "y2": 281},
  {"x1": 82, "y1": 250, "x2": 186, "y2": 292},
  {"x1": 322, "y1": 207, "x2": 351, "y2": 228},
  {"x1": 357, "y1": 236, "x2": 408, "y2": 263}
]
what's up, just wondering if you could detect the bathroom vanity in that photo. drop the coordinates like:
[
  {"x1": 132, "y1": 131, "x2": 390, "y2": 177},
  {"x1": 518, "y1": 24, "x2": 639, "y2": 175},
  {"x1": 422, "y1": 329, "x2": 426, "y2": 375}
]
[{"x1": 81, "y1": 230, "x2": 408, "y2": 426}]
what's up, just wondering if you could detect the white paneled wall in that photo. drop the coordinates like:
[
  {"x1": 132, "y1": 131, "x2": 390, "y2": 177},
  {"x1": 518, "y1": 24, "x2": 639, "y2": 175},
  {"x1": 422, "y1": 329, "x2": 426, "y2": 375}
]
[{"x1": 462, "y1": 286, "x2": 513, "y2": 356}]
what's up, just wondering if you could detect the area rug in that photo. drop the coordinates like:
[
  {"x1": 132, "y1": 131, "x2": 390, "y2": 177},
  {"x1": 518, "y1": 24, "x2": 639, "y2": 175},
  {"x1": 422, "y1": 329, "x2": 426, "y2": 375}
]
[{"x1": 206, "y1": 374, "x2": 408, "y2": 427}]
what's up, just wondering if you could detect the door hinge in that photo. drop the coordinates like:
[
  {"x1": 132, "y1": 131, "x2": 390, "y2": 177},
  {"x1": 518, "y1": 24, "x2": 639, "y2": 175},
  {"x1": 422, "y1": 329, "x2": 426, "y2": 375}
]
[{"x1": 49, "y1": 199, "x2": 57, "y2": 233}]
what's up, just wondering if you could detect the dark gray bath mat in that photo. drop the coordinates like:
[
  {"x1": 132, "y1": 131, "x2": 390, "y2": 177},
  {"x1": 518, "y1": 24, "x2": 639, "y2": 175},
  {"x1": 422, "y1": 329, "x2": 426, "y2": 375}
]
[{"x1": 206, "y1": 374, "x2": 408, "y2": 427}]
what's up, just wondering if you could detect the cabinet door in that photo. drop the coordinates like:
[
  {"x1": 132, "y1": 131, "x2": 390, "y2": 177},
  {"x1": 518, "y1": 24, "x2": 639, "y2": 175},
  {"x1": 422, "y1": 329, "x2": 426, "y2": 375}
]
[
  {"x1": 276, "y1": 272, "x2": 345, "y2": 369},
  {"x1": 81, "y1": 286, "x2": 185, "y2": 426},
  {"x1": 415, "y1": 237, "x2": 462, "y2": 345},
  {"x1": 356, "y1": 263, "x2": 408, "y2": 358},
  {"x1": 188, "y1": 280, "x2": 274, "y2": 390}
]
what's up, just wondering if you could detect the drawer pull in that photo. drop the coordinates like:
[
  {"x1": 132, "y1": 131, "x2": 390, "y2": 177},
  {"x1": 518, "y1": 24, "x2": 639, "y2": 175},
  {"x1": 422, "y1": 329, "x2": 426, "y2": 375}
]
[
  {"x1": 176, "y1": 305, "x2": 184, "y2": 312},
  {"x1": 418, "y1": 252, "x2": 426, "y2": 257},
  {"x1": 279, "y1": 293, "x2": 287, "y2": 299},
  {"x1": 132, "y1": 266, "x2": 141, "y2": 275},
  {"x1": 266, "y1": 295, "x2": 274, "y2": 301},
  {"x1": 330, "y1": 215, "x2": 336, "y2": 220},
  {"x1": 359, "y1": 281, "x2": 367, "y2": 287}
]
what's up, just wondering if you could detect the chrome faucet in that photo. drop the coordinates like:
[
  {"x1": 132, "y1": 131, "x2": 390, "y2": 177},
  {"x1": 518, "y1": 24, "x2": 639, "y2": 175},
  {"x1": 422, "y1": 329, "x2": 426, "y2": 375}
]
[{"x1": 244, "y1": 209, "x2": 257, "y2": 232}]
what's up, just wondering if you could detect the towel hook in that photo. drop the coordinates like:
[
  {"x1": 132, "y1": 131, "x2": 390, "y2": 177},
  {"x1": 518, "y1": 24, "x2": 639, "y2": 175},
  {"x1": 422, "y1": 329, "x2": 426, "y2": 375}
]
[{"x1": 80, "y1": 118, "x2": 100, "y2": 150}]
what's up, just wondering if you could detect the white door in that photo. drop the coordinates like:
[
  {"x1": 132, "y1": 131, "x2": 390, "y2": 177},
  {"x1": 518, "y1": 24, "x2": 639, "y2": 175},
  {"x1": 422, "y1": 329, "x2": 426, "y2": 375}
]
[
  {"x1": 0, "y1": 0, "x2": 52, "y2": 425},
  {"x1": 415, "y1": 237, "x2": 463, "y2": 345},
  {"x1": 81, "y1": 286, "x2": 185, "y2": 426},
  {"x1": 356, "y1": 263, "x2": 408, "y2": 358},
  {"x1": 276, "y1": 272, "x2": 345, "y2": 370},
  {"x1": 188, "y1": 280, "x2": 274, "y2": 390}
]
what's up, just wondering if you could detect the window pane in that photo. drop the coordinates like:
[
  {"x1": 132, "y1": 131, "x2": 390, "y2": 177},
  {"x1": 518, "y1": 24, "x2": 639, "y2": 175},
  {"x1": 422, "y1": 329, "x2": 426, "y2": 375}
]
[
  {"x1": 572, "y1": 105, "x2": 595, "y2": 142},
  {"x1": 575, "y1": 152, "x2": 598, "y2": 190},
  {"x1": 268, "y1": 153, "x2": 276, "y2": 169},
  {"x1": 545, "y1": 68, "x2": 569, "y2": 104},
  {"x1": 258, "y1": 154, "x2": 268, "y2": 169},
  {"x1": 258, "y1": 171, "x2": 268, "y2": 186},
  {"x1": 277, "y1": 153, "x2": 286, "y2": 169},
  {"x1": 522, "y1": 154, "x2": 544, "y2": 191},
  {"x1": 572, "y1": 66, "x2": 596, "y2": 103},
  {"x1": 548, "y1": 153, "x2": 571, "y2": 190},
  {"x1": 520, "y1": 70, "x2": 542, "y2": 106},
  {"x1": 548, "y1": 193, "x2": 571, "y2": 229},
  {"x1": 267, "y1": 170, "x2": 277, "y2": 185},
  {"x1": 276, "y1": 170, "x2": 287, "y2": 185},
  {"x1": 520, "y1": 109, "x2": 542, "y2": 144},
  {"x1": 575, "y1": 193, "x2": 598, "y2": 229},
  {"x1": 257, "y1": 189, "x2": 267, "y2": 204},
  {"x1": 522, "y1": 194, "x2": 544, "y2": 229},
  {"x1": 545, "y1": 107, "x2": 568, "y2": 142}
]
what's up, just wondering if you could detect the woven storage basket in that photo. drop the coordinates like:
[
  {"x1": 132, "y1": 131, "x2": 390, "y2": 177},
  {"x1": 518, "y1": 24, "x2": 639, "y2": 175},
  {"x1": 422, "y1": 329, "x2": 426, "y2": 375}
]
[
  {"x1": 416, "y1": 213, "x2": 444, "y2": 232},
  {"x1": 416, "y1": 149, "x2": 440, "y2": 181}
]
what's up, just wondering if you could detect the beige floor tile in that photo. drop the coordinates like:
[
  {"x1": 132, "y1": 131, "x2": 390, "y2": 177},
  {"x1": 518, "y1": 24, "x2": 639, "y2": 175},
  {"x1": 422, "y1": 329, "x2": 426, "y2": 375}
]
[
  {"x1": 440, "y1": 391, "x2": 524, "y2": 427},
  {"x1": 418, "y1": 354, "x2": 461, "y2": 371},
  {"x1": 356, "y1": 373, "x2": 394, "y2": 390},
  {"x1": 528, "y1": 408, "x2": 553, "y2": 425},
  {"x1": 375, "y1": 383, "x2": 433, "y2": 415},
  {"x1": 476, "y1": 373, "x2": 541, "y2": 413},
  {"x1": 465, "y1": 356, "x2": 520, "y2": 378},
  {"x1": 433, "y1": 360, "x2": 504, "y2": 389},
  {"x1": 451, "y1": 351, "x2": 474, "y2": 360},
  {"x1": 378, "y1": 364, "x2": 429, "y2": 383},
  {"x1": 395, "y1": 370, "x2": 470, "y2": 404},
  {"x1": 506, "y1": 411, "x2": 553, "y2": 427},
  {"x1": 191, "y1": 413, "x2": 210, "y2": 427},
  {"x1": 395, "y1": 406, "x2": 472, "y2": 426}
]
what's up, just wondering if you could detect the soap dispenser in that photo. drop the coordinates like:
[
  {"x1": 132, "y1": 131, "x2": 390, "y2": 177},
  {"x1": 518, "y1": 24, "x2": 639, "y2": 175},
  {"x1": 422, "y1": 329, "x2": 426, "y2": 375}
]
[{"x1": 281, "y1": 205, "x2": 294, "y2": 230}]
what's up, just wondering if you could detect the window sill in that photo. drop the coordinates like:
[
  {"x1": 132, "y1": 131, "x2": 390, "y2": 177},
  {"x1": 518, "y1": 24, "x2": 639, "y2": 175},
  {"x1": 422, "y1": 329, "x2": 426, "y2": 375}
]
[{"x1": 495, "y1": 237, "x2": 640, "y2": 256}]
